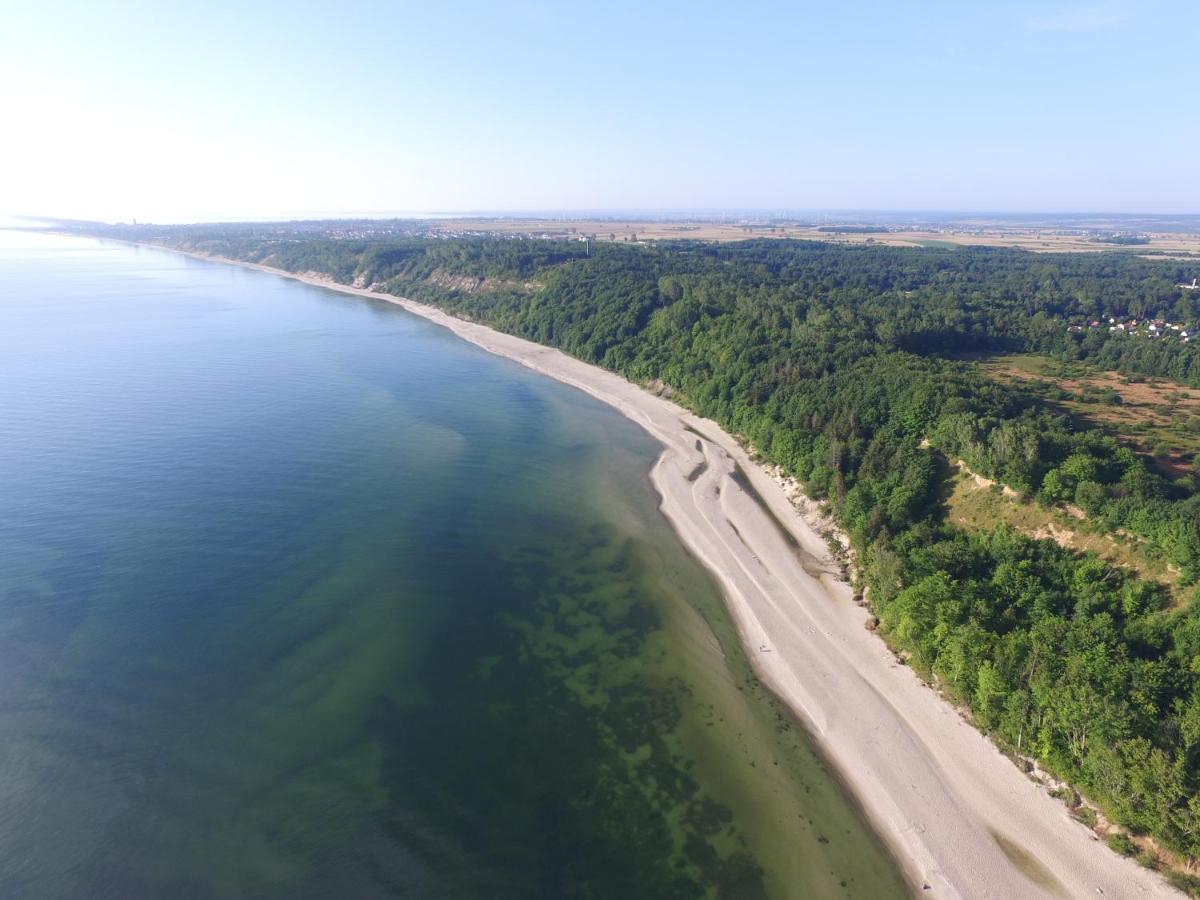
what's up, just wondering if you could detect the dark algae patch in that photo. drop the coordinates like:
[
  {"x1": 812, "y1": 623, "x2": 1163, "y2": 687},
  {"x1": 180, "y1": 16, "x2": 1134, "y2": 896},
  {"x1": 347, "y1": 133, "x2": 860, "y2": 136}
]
[
  {"x1": 370, "y1": 521, "x2": 768, "y2": 897},
  {"x1": 364, "y1": 487, "x2": 909, "y2": 898}
]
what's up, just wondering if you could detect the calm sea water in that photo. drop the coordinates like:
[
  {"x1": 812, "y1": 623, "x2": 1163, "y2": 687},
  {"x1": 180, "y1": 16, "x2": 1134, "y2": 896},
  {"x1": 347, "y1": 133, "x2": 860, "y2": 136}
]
[{"x1": 0, "y1": 231, "x2": 907, "y2": 899}]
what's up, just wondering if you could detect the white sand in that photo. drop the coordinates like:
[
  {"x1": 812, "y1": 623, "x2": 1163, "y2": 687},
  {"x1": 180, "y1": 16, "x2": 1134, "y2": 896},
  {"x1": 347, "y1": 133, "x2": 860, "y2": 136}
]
[{"x1": 183, "y1": 252, "x2": 1178, "y2": 899}]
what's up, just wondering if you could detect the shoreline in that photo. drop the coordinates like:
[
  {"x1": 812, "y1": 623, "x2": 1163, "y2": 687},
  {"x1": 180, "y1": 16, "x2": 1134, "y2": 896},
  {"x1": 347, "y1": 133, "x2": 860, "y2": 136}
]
[{"x1": 141, "y1": 245, "x2": 1175, "y2": 898}]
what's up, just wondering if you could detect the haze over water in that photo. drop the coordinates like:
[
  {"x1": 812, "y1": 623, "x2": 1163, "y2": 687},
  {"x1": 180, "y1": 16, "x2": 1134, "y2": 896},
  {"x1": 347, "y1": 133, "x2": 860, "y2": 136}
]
[{"x1": 0, "y1": 231, "x2": 906, "y2": 898}]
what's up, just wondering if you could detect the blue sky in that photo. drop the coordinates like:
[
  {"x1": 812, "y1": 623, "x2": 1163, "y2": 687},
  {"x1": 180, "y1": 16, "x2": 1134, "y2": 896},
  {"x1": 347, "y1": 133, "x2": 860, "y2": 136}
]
[{"x1": 1, "y1": 0, "x2": 1196, "y2": 221}]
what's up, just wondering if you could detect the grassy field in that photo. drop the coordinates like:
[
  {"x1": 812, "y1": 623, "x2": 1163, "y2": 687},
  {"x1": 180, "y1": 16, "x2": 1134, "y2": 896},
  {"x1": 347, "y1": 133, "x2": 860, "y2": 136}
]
[{"x1": 977, "y1": 354, "x2": 1200, "y2": 483}]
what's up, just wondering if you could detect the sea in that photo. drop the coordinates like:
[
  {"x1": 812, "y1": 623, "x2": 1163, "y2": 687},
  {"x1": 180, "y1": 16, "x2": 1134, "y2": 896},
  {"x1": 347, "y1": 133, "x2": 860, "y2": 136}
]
[{"x1": 0, "y1": 230, "x2": 906, "y2": 898}]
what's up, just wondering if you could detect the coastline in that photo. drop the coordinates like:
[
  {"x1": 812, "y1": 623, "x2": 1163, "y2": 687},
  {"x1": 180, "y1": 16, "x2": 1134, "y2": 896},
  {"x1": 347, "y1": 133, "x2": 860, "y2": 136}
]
[{"x1": 150, "y1": 246, "x2": 1175, "y2": 899}]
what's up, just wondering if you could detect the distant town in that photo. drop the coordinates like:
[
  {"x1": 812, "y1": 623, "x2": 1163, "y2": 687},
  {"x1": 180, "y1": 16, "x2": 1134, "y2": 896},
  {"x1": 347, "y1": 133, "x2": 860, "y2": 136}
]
[{"x1": 1070, "y1": 316, "x2": 1194, "y2": 342}]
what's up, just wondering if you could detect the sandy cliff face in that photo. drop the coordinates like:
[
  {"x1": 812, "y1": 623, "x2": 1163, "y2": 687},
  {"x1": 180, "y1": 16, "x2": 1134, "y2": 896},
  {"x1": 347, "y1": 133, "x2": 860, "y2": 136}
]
[{"x1": 421, "y1": 268, "x2": 540, "y2": 295}]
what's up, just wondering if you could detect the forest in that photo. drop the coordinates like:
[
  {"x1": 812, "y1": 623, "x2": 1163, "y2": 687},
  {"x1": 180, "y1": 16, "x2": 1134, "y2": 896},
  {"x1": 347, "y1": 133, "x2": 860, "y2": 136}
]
[{"x1": 77, "y1": 224, "x2": 1200, "y2": 878}]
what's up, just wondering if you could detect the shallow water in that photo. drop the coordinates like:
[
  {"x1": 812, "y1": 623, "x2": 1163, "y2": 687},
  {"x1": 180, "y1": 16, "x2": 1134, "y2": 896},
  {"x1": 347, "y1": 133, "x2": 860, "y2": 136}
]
[{"x1": 0, "y1": 231, "x2": 908, "y2": 898}]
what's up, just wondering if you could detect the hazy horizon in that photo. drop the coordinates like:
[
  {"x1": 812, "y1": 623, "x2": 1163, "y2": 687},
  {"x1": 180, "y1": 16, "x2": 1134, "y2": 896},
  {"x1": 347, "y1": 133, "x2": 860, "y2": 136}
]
[
  {"x1": 13, "y1": 210, "x2": 1200, "y2": 231},
  {"x1": 3, "y1": 1, "x2": 1198, "y2": 222}
]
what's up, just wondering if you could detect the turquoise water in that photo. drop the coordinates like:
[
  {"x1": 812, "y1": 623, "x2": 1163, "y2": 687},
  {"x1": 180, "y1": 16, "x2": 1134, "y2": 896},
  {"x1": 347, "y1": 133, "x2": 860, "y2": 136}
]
[{"x1": 0, "y1": 231, "x2": 907, "y2": 898}]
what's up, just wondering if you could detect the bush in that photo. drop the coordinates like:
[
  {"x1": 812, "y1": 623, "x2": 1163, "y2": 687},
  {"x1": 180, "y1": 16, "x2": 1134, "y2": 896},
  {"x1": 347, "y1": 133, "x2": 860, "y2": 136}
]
[
  {"x1": 1105, "y1": 832, "x2": 1136, "y2": 856},
  {"x1": 1075, "y1": 480, "x2": 1107, "y2": 516},
  {"x1": 1167, "y1": 870, "x2": 1200, "y2": 897}
]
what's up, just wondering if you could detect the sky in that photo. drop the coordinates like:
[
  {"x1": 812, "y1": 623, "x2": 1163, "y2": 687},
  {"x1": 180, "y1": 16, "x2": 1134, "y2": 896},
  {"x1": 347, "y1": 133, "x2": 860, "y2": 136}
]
[{"x1": 1, "y1": 0, "x2": 1197, "y2": 222}]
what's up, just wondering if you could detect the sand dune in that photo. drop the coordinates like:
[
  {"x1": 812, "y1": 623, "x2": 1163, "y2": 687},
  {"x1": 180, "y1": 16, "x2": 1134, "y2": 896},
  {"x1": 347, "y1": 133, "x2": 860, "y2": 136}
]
[{"x1": 182, "y1": 252, "x2": 1178, "y2": 899}]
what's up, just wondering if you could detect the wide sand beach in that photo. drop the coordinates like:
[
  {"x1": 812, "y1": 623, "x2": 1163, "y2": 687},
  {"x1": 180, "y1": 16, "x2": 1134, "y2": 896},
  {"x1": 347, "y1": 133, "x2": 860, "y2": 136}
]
[{"x1": 163, "y1": 249, "x2": 1178, "y2": 899}]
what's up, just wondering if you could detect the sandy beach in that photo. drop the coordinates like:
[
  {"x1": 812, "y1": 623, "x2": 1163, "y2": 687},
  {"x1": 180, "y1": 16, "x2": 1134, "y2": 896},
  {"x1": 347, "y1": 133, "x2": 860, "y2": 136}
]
[{"x1": 175, "y1": 251, "x2": 1177, "y2": 899}]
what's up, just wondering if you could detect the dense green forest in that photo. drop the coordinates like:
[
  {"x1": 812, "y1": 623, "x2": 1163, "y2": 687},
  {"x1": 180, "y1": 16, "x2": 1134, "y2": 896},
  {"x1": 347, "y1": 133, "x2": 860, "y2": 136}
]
[{"x1": 83, "y1": 226, "x2": 1200, "y2": 875}]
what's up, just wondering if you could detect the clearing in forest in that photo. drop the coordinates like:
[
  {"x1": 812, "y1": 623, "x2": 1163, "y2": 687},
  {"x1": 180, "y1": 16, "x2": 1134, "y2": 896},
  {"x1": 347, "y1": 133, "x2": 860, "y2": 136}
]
[
  {"x1": 976, "y1": 354, "x2": 1200, "y2": 483},
  {"x1": 942, "y1": 459, "x2": 1187, "y2": 604}
]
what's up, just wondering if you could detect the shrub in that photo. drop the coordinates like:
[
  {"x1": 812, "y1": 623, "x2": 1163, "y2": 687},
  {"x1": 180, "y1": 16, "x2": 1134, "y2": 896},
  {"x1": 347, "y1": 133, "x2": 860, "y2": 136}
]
[
  {"x1": 1105, "y1": 833, "x2": 1136, "y2": 856},
  {"x1": 1167, "y1": 870, "x2": 1200, "y2": 897},
  {"x1": 1135, "y1": 849, "x2": 1159, "y2": 870}
]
